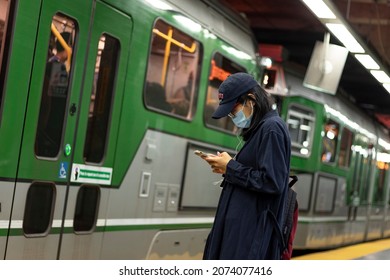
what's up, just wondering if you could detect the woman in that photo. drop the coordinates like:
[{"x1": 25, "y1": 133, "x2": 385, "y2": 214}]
[{"x1": 202, "y1": 72, "x2": 291, "y2": 259}]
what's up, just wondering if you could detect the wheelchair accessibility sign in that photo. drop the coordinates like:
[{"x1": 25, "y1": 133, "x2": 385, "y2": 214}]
[{"x1": 58, "y1": 162, "x2": 69, "y2": 179}]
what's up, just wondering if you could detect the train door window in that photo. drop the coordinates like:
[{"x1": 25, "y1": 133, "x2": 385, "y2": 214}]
[
  {"x1": 34, "y1": 14, "x2": 76, "y2": 158},
  {"x1": 351, "y1": 138, "x2": 373, "y2": 204},
  {"x1": 23, "y1": 182, "x2": 56, "y2": 236},
  {"x1": 205, "y1": 52, "x2": 246, "y2": 132},
  {"x1": 84, "y1": 34, "x2": 119, "y2": 163},
  {"x1": 321, "y1": 120, "x2": 339, "y2": 163},
  {"x1": 144, "y1": 19, "x2": 202, "y2": 119},
  {"x1": 262, "y1": 68, "x2": 276, "y2": 90},
  {"x1": 74, "y1": 185, "x2": 100, "y2": 233},
  {"x1": 286, "y1": 104, "x2": 315, "y2": 157},
  {"x1": 338, "y1": 127, "x2": 354, "y2": 167},
  {"x1": 0, "y1": 0, "x2": 14, "y2": 119},
  {"x1": 260, "y1": 64, "x2": 287, "y2": 96},
  {"x1": 374, "y1": 149, "x2": 389, "y2": 204},
  {"x1": 360, "y1": 145, "x2": 373, "y2": 204}
]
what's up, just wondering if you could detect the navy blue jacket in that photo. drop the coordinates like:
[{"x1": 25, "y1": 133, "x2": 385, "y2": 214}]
[{"x1": 203, "y1": 109, "x2": 291, "y2": 260}]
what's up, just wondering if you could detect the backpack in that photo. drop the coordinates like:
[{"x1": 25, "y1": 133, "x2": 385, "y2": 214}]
[
  {"x1": 281, "y1": 175, "x2": 298, "y2": 259},
  {"x1": 269, "y1": 175, "x2": 299, "y2": 260}
]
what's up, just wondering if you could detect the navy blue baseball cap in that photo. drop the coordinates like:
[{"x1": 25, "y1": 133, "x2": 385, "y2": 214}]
[{"x1": 212, "y1": 72, "x2": 258, "y2": 119}]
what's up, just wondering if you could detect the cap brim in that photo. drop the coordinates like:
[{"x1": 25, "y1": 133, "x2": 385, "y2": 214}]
[{"x1": 211, "y1": 99, "x2": 236, "y2": 119}]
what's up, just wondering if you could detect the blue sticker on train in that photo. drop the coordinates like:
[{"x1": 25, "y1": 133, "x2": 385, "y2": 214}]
[{"x1": 59, "y1": 162, "x2": 68, "y2": 179}]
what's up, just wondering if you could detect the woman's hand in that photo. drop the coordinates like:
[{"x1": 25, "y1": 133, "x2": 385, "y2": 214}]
[{"x1": 204, "y1": 152, "x2": 232, "y2": 174}]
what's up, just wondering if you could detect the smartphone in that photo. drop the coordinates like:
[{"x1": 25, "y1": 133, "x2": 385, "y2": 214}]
[{"x1": 194, "y1": 150, "x2": 209, "y2": 158}]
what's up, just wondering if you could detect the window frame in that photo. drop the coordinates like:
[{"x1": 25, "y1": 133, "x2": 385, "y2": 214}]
[
  {"x1": 0, "y1": 0, "x2": 16, "y2": 123},
  {"x1": 286, "y1": 103, "x2": 316, "y2": 158},
  {"x1": 143, "y1": 18, "x2": 203, "y2": 120},
  {"x1": 204, "y1": 51, "x2": 248, "y2": 134}
]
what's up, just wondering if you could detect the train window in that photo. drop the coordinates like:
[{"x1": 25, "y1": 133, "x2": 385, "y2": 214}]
[
  {"x1": 351, "y1": 140, "x2": 373, "y2": 204},
  {"x1": 338, "y1": 127, "x2": 354, "y2": 168},
  {"x1": 84, "y1": 34, "x2": 119, "y2": 163},
  {"x1": 262, "y1": 68, "x2": 277, "y2": 90},
  {"x1": 144, "y1": 19, "x2": 202, "y2": 119},
  {"x1": 23, "y1": 182, "x2": 56, "y2": 236},
  {"x1": 321, "y1": 120, "x2": 339, "y2": 163},
  {"x1": 360, "y1": 146, "x2": 373, "y2": 204},
  {"x1": 286, "y1": 104, "x2": 315, "y2": 157},
  {"x1": 35, "y1": 14, "x2": 76, "y2": 158},
  {"x1": 74, "y1": 185, "x2": 100, "y2": 233},
  {"x1": 0, "y1": 0, "x2": 14, "y2": 119},
  {"x1": 205, "y1": 52, "x2": 246, "y2": 132}
]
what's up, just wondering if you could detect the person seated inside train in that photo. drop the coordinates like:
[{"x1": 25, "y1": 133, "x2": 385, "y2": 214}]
[
  {"x1": 144, "y1": 81, "x2": 172, "y2": 112},
  {"x1": 169, "y1": 72, "x2": 194, "y2": 117}
]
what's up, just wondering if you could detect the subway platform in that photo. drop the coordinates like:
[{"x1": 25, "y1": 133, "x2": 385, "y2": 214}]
[{"x1": 292, "y1": 238, "x2": 390, "y2": 260}]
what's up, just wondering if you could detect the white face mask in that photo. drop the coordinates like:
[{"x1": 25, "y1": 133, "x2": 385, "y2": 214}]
[{"x1": 230, "y1": 102, "x2": 253, "y2": 128}]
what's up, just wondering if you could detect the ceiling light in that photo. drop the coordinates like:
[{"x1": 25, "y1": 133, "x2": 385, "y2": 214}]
[
  {"x1": 382, "y1": 83, "x2": 390, "y2": 94},
  {"x1": 370, "y1": 70, "x2": 390, "y2": 83},
  {"x1": 301, "y1": 0, "x2": 336, "y2": 19},
  {"x1": 354, "y1": 54, "x2": 380, "y2": 70},
  {"x1": 326, "y1": 23, "x2": 365, "y2": 53}
]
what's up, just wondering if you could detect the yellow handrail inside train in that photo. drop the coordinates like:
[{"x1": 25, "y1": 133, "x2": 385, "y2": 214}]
[
  {"x1": 153, "y1": 28, "x2": 196, "y2": 54},
  {"x1": 51, "y1": 23, "x2": 72, "y2": 72},
  {"x1": 161, "y1": 28, "x2": 173, "y2": 86},
  {"x1": 153, "y1": 28, "x2": 197, "y2": 86}
]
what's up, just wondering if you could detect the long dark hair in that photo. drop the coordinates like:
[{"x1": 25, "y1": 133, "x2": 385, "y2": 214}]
[{"x1": 237, "y1": 85, "x2": 275, "y2": 140}]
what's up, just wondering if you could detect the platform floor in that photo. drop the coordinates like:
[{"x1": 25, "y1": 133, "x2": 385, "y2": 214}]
[{"x1": 292, "y1": 238, "x2": 390, "y2": 260}]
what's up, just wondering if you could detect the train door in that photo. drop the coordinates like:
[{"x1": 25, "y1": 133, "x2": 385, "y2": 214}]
[
  {"x1": 57, "y1": 2, "x2": 131, "y2": 260},
  {"x1": 6, "y1": 0, "x2": 131, "y2": 259},
  {"x1": 373, "y1": 147, "x2": 390, "y2": 238}
]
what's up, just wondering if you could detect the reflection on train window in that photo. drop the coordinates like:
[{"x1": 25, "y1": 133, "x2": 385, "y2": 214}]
[
  {"x1": 262, "y1": 68, "x2": 276, "y2": 90},
  {"x1": 35, "y1": 14, "x2": 76, "y2": 158},
  {"x1": 338, "y1": 127, "x2": 354, "y2": 167},
  {"x1": 145, "y1": 19, "x2": 202, "y2": 119},
  {"x1": 205, "y1": 52, "x2": 246, "y2": 132},
  {"x1": 374, "y1": 150, "x2": 389, "y2": 204},
  {"x1": 286, "y1": 104, "x2": 315, "y2": 157},
  {"x1": 0, "y1": 0, "x2": 14, "y2": 119},
  {"x1": 23, "y1": 182, "x2": 56, "y2": 236},
  {"x1": 74, "y1": 185, "x2": 100, "y2": 233},
  {"x1": 84, "y1": 34, "x2": 119, "y2": 163},
  {"x1": 321, "y1": 120, "x2": 339, "y2": 163}
]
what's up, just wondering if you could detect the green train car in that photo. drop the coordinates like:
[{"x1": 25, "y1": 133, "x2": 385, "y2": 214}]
[
  {"x1": 1, "y1": 0, "x2": 390, "y2": 260},
  {"x1": 0, "y1": 0, "x2": 260, "y2": 259},
  {"x1": 274, "y1": 66, "x2": 390, "y2": 250}
]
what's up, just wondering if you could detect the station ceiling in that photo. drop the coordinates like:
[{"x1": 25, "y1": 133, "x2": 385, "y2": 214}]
[{"x1": 219, "y1": 0, "x2": 390, "y2": 130}]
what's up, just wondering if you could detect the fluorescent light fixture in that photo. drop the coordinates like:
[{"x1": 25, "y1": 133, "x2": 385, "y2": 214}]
[
  {"x1": 326, "y1": 23, "x2": 365, "y2": 53},
  {"x1": 354, "y1": 54, "x2": 380, "y2": 70},
  {"x1": 370, "y1": 70, "x2": 390, "y2": 83},
  {"x1": 383, "y1": 83, "x2": 390, "y2": 94},
  {"x1": 301, "y1": 0, "x2": 336, "y2": 19}
]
